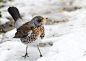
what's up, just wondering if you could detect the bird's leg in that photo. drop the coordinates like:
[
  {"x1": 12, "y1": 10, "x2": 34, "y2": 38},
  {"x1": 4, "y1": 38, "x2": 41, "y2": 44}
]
[
  {"x1": 37, "y1": 45, "x2": 42, "y2": 57},
  {"x1": 22, "y1": 44, "x2": 29, "y2": 58}
]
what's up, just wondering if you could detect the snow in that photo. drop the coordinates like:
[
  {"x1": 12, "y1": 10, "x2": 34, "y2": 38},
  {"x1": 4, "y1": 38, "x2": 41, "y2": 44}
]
[
  {"x1": 0, "y1": 18, "x2": 9, "y2": 25},
  {"x1": 1, "y1": 0, "x2": 86, "y2": 61}
]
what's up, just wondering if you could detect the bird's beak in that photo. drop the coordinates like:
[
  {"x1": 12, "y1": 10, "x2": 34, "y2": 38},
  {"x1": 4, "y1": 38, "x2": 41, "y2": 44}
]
[{"x1": 41, "y1": 18, "x2": 48, "y2": 21}]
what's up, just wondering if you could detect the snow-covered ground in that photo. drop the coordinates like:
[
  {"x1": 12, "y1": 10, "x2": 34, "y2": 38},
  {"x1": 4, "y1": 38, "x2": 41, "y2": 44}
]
[{"x1": 1, "y1": 0, "x2": 86, "y2": 61}]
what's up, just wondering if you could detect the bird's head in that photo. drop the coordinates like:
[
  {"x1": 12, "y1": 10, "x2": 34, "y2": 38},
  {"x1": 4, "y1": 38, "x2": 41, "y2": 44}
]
[{"x1": 29, "y1": 16, "x2": 48, "y2": 27}]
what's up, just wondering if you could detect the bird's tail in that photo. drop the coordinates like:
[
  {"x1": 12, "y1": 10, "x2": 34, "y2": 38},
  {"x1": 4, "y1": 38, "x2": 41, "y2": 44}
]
[{"x1": 8, "y1": 7, "x2": 22, "y2": 21}]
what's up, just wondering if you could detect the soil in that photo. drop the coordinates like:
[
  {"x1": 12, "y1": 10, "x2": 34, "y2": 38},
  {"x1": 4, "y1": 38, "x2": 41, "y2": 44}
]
[{"x1": 0, "y1": 17, "x2": 15, "y2": 33}]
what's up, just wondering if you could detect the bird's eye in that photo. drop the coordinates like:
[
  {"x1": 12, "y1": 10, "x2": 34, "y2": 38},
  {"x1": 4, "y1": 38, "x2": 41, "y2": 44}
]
[
  {"x1": 37, "y1": 19, "x2": 41, "y2": 21},
  {"x1": 37, "y1": 19, "x2": 39, "y2": 21}
]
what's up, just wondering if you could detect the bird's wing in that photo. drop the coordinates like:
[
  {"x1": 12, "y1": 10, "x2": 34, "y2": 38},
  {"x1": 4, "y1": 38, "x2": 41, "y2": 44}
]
[{"x1": 14, "y1": 22, "x2": 32, "y2": 38}]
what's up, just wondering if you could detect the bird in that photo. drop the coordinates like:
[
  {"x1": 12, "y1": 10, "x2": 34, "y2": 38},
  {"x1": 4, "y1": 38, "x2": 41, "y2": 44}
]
[{"x1": 8, "y1": 6, "x2": 48, "y2": 58}]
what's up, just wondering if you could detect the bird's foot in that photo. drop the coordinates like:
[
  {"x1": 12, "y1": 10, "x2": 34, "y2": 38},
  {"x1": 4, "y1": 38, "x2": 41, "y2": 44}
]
[
  {"x1": 22, "y1": 53, "x2": 29, "y2": 58},
  {"x1": 40, "y1": 54, "x2": 42, "y2": 57}
]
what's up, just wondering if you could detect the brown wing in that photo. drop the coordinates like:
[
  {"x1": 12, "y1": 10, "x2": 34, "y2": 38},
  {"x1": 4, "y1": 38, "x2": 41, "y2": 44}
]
[{"x1": 14, "y1": 22, "x2": 32, "y2": 38}]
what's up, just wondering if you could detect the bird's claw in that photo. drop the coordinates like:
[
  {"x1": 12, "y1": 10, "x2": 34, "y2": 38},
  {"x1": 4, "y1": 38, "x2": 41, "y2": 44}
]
[
  {"x1": 22, "y1": 53, "x2": 29, "y2": 58},
  {"x1": 40, "y1": 54, "x2": 42, "y2": 57}
]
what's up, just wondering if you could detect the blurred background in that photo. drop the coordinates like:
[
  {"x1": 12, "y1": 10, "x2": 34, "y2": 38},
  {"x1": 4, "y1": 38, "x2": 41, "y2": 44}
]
[{"x1": 0, "y1": 0, "x2": 83, "y2": 33}]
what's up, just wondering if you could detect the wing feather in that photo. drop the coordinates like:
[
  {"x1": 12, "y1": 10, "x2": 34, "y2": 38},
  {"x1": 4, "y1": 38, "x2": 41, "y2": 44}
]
[{"x1": 14, "y1": 22, "x2": 32, "y2": 38}]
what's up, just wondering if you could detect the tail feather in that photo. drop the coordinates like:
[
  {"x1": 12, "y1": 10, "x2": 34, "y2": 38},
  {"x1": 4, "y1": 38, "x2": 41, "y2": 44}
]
[{"x1": 8, "y1": 7, "x2": 22, "y2": 21}]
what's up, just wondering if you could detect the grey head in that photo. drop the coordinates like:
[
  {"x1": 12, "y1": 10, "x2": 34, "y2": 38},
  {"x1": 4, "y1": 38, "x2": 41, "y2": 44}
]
[{"x1": 29, "y1": 16, "x2": 48, "y2": 27}]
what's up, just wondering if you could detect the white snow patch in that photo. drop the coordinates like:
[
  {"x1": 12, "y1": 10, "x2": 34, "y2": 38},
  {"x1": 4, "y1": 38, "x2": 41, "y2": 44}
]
[{"x1": 0, "y1": 18, "x2": 9, "y2": 25}]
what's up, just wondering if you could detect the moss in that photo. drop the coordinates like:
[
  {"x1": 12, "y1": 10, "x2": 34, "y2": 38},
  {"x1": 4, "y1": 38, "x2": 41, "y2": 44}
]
[
  {"x1": 0, "y1": 7, "x2": 2, "y2": 17},
  {"x1": 0, "y1": 0, "x2": 3, "y2": 2}
]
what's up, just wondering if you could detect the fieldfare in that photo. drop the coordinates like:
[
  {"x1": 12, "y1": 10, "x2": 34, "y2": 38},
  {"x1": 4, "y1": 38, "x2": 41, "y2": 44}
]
[{"x1": 8, "y1": 7, "x2": 48, "y2": 58}]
